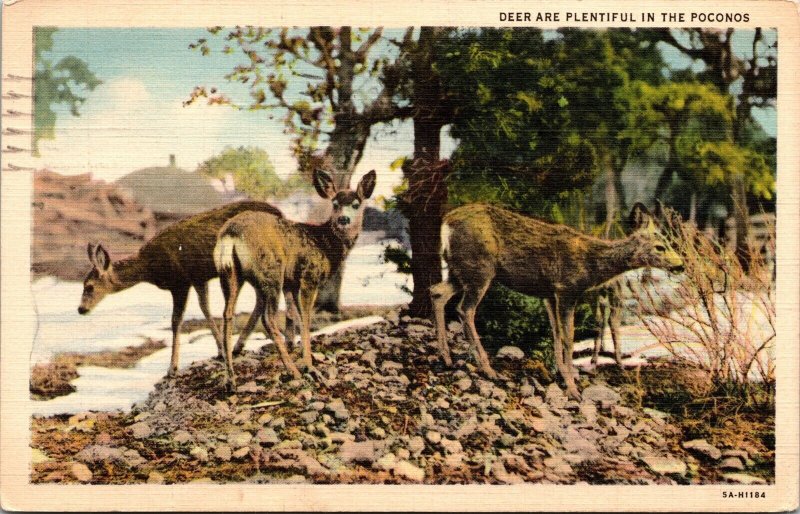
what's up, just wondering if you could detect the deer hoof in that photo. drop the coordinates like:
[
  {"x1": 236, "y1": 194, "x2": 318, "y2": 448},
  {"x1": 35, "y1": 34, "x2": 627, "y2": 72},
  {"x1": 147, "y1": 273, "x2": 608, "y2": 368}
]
[
  {"x1": 566, "y1": 388, "x2": 582, "y2": 401},
  {"x1": 166, "y1": 366, "x2": 178, "y2": 378}
]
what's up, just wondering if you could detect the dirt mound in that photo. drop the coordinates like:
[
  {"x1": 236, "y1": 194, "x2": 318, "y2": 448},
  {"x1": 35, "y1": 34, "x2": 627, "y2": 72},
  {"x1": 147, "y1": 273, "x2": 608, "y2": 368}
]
[
  {"x1": 32, "y1": 170, "x2": 157, "y2": 281},
  {"x1": 30, "y1": 316, "x2": 772, "y2": 485}
]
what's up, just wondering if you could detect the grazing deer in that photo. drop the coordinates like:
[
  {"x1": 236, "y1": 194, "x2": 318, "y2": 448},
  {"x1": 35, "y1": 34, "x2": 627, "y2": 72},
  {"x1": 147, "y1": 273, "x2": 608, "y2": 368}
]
[
  {"x1": 214, "y1": 169, "x2": 376, "y2": 389},
  {"x1": 79, "y1": 201, "x2": 284, "y2": 376},
  {"x1": 430, "y1": 203, "x2": 683, "y2": 400}
]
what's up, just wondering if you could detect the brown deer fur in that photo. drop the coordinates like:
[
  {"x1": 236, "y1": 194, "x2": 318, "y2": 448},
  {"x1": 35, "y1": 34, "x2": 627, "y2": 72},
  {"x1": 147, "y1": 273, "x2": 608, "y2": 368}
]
[
  {"x1": 430, "y1": 203, "x2": 683, "y2": 400},
  {"x1": 215, "y1": 169, "x2": 376, "y2": 389},
  {"x1": 80, "y1": 201, "x2": 283, "y2": 376}
]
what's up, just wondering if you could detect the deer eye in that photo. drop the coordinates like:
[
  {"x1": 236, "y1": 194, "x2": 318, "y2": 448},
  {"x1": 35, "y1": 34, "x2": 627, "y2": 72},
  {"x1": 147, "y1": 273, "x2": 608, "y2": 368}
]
[
  {"x1": 85, "y1": 285, "x2": 94, "y2": 294},
  {"x1": 332, "y1": 200, "x2": 339, "y2": 209},
  {"x1": 655, "y1": 244, "x2": 666, "y2": 252},
  {"x1": 352, "y1": 201, "x2": 360, "y2": 210}
]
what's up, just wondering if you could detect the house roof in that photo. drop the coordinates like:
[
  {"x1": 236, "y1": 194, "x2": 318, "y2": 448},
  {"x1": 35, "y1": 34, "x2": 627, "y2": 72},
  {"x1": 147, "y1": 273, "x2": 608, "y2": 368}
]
[{"x1": 116, "y1": 165, "x2": 225, "y2": 216}]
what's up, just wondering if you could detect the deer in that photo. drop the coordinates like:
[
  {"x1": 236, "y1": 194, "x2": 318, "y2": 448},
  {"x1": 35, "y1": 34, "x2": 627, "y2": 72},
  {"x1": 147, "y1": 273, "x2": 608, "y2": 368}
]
[
  {"x1": 214, "y1": 169, "x2": 376, "y2": 390},
  {"x1": 430, "y1": 202, "x2": 684, "y2": 400},
  {"x1": 79, "y1": 200, "x2": 284, "y2": 377},
  {"x1": 588, "y1": 279, "x2": 624, "y2": 367}
]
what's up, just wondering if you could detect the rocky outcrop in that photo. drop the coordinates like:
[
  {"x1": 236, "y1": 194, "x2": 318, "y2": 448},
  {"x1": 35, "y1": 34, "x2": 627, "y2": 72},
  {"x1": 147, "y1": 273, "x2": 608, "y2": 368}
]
[{"x1": 32, "y1": 170, "x2": 157, "y2": 280}]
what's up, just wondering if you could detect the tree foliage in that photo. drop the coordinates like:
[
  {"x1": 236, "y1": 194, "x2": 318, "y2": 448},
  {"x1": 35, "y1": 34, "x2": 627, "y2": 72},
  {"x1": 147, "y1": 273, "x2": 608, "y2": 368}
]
[
  {"x1": 196, "y1": 146, "x2": 309, "y2": 199},
  {"x1": 33, "y1": 27, "x2": 102, "y2": 155}
]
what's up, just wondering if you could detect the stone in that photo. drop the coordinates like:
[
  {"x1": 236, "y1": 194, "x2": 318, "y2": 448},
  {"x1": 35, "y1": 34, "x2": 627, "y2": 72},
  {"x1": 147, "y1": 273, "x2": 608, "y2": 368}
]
[
  {"x1": 455, "y1": 416, "x2": 479, "y2": 438},
  {"x1": 545, "y1": 383, "x2": 568, "y2": 408},
  {"x1": 236, "y1": 381, "x2": 263, "y2": 393},
  {"x1": 519, "y1": 384, "x2": 535, "y2": 397},
  {"x1": 255, "y1": 428, "x2": 280, "y2": 446},
  {"x1": 491, "y1": 460, "x2": 525, "y2": 484},
  {"x1": 375, "y1": 452, "x2": 398, "y2": 471},
  {"x1": 370, "y1": 427, "x2": 387, "y2": 439},
  {"x1": 641, "y1": 454, "x2": 687, "y2": 476},
  {"x1": 360, "y1": 350, "x2": 379, "y2": 368},
  {"x1": 299, "y1": 411, "x2": 319, "y2": 424},
  {"x1": 129, "y1": 422, "x2": 152, "y2": 439},
  {"x1": 338, "y1": 440, "x2": 387, "y2": 465},
  {"x1": 543, "y1": 456, "x2": 573, "y2": 476},
  {"x1": 70, "y1": 462, "x2": 93, "y2": 483},
  {"x1": 441, "y1": 439, "x2": 463, "y2": 455},
  {"x1": 722, "y1": 449, "x2": 749, "y2": 459},
  {"x1": 147, "y1": 471, "x2": 165, "y2": 484},
  {"x1": 309, "y1": 401, "x2": 325, "y2": 411},
  {"x1": 611, "y1": 405, "x2": 636, "y2": 419},
  {"x1": 172, "y1": 430, "x2": 192, "y2": 444},
  {"x1": 229, "y1": 431, "x2": 252, "y2": 448},
  {"x1": 408, "y1": 436, "x2": 425, "y2": 456},
  {"x1": 396, "y1": 448, "x2": 411, "y2": 460},
  {"x1": 122, "y1": 448, "x2": 146, "y2": 468},
  {"x1": 682, "y1": 439, "x2": 722, "y2": 460},
  {"x1": 257, "y1": 413, "x2": 273, "y2": 426},
  {"x1": 325, "y1": 399, "x2": 350, "y2": 421},
  {"x1": 75, "y1": 445, "x2": 124, "y2": 465},
  {"x1": 215, "y1": 444, "x2": 232, "y2": 462},
  {"x1": 190, "y1": 446, "x2": 209, "y2": 462},
  {"x1": 425, "y1": 430, "x2": 442, "y2": 444},
  {"x1": 444, "y1": 452, "x2": 465, "y2": 468},
  {"x1": 581, "y1": 384, "x2": 621, "y2": 407},
  {"x1": 497, "y1": 346, "x2": 525, "y2": 360},
  {"x1": 719, "y1": 456, "x2": 745, "y2": 471},
  {"x1": 394, "y1": 460, "x2": 425, "y2": 482},
  {"x1": 32, "y1": 448, "x2": 52, "y2": 464},
  {"x1": 722, "y1": 473, "x2": 767, "y2": 485},
  {"x1": 233, "y1": 447, "x2": 251, "y2": 459}
]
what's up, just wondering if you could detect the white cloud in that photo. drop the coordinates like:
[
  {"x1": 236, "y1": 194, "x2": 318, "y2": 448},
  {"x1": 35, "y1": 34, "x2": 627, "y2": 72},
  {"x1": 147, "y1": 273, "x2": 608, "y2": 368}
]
[{"x1": 39, "y1": 77, "x2": 298, "y2": 182}]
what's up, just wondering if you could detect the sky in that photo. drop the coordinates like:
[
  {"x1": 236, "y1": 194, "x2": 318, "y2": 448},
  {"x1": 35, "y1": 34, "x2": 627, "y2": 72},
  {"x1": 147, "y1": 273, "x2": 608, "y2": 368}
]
[{"x1": 37, "y1": 28, "x2": 776, "y2": 200}]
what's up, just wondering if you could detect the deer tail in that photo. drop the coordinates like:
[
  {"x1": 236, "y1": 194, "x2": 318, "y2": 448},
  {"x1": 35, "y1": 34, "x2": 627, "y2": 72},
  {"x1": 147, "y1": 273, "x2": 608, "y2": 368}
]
[{"x1": 214, "y1": 234, "x2": 250, "y2": 274}]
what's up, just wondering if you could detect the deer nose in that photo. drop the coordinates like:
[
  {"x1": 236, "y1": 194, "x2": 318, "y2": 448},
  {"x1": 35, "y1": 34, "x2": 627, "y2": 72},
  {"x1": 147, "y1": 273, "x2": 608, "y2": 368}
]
[
  {"x1": 78, "y1": 306, "x2": 89, "y2": 315},
  {"x1": 337, "y1": 215, "x2": 351, "y2": 225}
]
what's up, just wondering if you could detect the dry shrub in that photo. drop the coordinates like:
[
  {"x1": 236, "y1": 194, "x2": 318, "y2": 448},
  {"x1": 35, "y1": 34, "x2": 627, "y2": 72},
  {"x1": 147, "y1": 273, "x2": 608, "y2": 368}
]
[{"x1": 629, "y1": 209, "x2": 775, "y2": 402}]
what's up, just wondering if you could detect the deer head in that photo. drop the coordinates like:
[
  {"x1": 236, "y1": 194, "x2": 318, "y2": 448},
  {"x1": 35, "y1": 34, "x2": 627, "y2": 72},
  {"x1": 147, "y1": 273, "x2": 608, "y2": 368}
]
[
  {"x1": 78, "y1": 243, "x2": 118, "y2": 314},
  {"x1": 626, "y1": 203, "x2": 684, "y2": 273},
  {"x1": 313, "y1": 168, "x2": 376, "y2": 243}
]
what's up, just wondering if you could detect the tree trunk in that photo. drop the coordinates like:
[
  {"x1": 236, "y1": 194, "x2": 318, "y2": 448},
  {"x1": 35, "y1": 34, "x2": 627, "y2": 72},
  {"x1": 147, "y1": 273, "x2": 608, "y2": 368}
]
[
  {"x1": 602, "y1": 153, "x2": 617, "y2": 237},
  {"x1": 405, "y1": 122, "x2": 446, "y2": 318}
]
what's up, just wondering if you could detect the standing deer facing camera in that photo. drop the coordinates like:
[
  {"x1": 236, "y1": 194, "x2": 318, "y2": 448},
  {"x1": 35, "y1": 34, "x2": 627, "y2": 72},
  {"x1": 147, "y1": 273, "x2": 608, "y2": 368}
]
[
  {"x1": 214, "y1": 169, "x2": 376, "y2": 390},
  {"x1": 430, "y1": 203, "x2": 683, "y2": 400}
]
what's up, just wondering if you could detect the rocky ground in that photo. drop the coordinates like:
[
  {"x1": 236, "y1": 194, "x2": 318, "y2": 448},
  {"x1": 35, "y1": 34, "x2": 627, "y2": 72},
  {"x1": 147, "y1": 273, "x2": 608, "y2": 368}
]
[{"x1": 31, "y1": 315, "x2": 773, "y2": 485}]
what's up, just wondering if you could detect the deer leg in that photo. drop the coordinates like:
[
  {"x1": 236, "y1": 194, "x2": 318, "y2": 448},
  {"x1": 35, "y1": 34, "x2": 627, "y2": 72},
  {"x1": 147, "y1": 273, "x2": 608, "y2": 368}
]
[
  {"x1": 609, "y1": 300, "x2": 624, "y2": 366},
  {"x1": 167, "y1": 287, "x2": 190, "y2": 377},
  {"x1": 544, "y1": 299, "x2": 565, "y2": 373},
  {"x1": 298, "y1": 282, "x2": 318, "y2": 370},
  {"x1": 430, "y1": 280, "x2": 458, "y2": 367},
  {"x1": 233, "y1": 292, "x2": 265, "y2": 356},
  {"x1": 283, "y1": 289, "x2": 301, "y2": 349},
  {"x1": 461, "y1": 279, "x2": 497, "y2": 380},
  {"x1": 591, "y1": 298, "x2": 604, "y2": 366},
  {"x1": 195, "y1": 282, "x2": 225, "y2": 359},
  {"x1": 261, "y1": 291, "x2": 301, "y2": 379},
  {"x1": 560, "y1": 300, "x2": 581, "y2": 401},
  {"x1": 220, "y1": 269, "x2": 243, "y2": 391}
]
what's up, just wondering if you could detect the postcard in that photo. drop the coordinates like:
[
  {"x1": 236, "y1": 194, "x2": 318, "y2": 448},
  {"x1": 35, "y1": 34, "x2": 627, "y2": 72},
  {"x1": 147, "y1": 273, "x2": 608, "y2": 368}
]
[{"x1": 1, "y1": 0, "x2": 798, "y2": 511}]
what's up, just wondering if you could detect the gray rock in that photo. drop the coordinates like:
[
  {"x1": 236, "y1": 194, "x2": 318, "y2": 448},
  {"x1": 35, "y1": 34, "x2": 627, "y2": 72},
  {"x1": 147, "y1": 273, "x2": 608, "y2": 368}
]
[
  {"x1": 360, "y1": 350, "x2": 379, "y2": 368},
  {"x1": 375, "y1": 452, "x2": 397, "y2": 471},
  {"x1": 640, "y1": 454, "x2": 687, "y2": 476},
  {"x1": 722, "y1": 472, "x2": 767, "y2": 485},
  {"x1": 545, "y1": 383, "x2": 568, "y2": 408},
  {"x1": 682, "y1": 439, "x2": 722, "y2": 460},
  {"x1": 394, "y1": 460, "x2": 425, "y2": 482},
  {"x1": 325, "y1": 399, "x2": 350, "y2": 421},
  {"x1": 722, "y1": 449, "x2": 749, "y2": 459},
  {"x1": 122, "y1": 448, "x2": 146, "y2": 468},
  {"x1": 147, "y1": 471, "x2": 165, "y2": 484},
  {"x1": 75, "y1": 445, "x2": 124, "y2": 465},
  {"x1": 543, "y1": 456, "x2": 573, "y2": 475},
  {"x1": 719, "y1": 456, "x2": 745, "y2": 471},
  {"x1": 190, "y1": 446, "x2": 209, "y2": 462},
  {"x1": 299, "y1": 410, "x2": 319, "y2": 424},
  {"x1": 491, "y1": 460, "x2": 525, "y2": 484},
  {"x1": 229, "y1": 431, "x2": 253, "y2": 448},
  {"x1": 519, "y1": 384, "x2": 535, "y2": 397},
  {"x1": 337, "y1": 439, "x2": 387, "y2": 465},
  {"x1": 408, "y1": 436, "x2": 426, "y2": 456},
  {"x1": 425, "y1": 430, "x2": 442, "y2": 444},
  {"x1": 215, "y1": 444, "x2": 232, "y2": 462},
  {"x1": 172, "y1": 430, "x2": 192, "y2": 444},
  {"x1": 129, "y1": 422, "x2": 152, "y2": 439},
  {"x1": 581, "y1": 384, "x2": 621, "y2": 407},
  {"x1": 441, "y1": 438, "x2": 463, "y2": 455},
  {"x1": 255, "y1": 428, "x2": 280, "y2": 445},
  {"x1": 233, "y1": 447, "x2": 250, "y2": 459},
  {"x1": 70, "y1": 462, "x2": 93, "y2": 483},
  {"x1": 496, "y1": 346, "x2": 525, "y2": 360}
]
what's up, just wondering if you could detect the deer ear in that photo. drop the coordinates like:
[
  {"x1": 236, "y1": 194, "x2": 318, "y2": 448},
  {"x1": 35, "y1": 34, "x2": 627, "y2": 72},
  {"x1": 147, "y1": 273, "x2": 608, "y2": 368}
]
[
  {"x1": 653, "y1": 199, "x2": 665, "y2": 220},
  {"x1": 87, "y1": 243, "x2": 97, "y2": 265},
  {"x1": 95, "y1": 244, "x2": 111, "y2": 271},
  {"x1": 356, "y1": 170, "x2": 376, "y2": 200},
  {"x1": 629, "y1": 202, "x2": 652, "y2": 230},
  {"x1": 313, "y1": 169, "x2": 337, "y2": 199}
]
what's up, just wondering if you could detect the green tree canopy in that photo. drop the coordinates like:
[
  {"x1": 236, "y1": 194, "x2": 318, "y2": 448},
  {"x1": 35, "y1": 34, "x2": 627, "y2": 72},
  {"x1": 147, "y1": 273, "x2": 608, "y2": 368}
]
[
  {"x1": 33, "y1": 27, "x2": 102, "y2": 155},
  {"x1": 196, "y1": 146, "x2": 309, "y2": 199}
]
